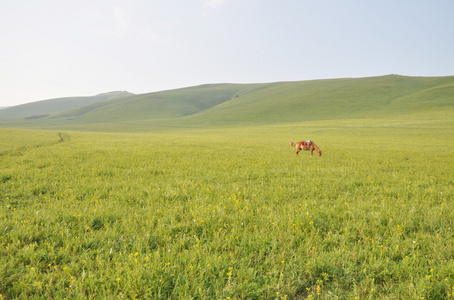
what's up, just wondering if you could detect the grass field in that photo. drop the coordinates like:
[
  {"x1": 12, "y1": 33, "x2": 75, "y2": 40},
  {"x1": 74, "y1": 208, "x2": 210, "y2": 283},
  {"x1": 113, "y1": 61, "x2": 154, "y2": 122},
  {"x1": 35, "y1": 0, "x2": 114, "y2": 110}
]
[{"x1": 1, "y1": 118, "x2": 453, "y2": 299}]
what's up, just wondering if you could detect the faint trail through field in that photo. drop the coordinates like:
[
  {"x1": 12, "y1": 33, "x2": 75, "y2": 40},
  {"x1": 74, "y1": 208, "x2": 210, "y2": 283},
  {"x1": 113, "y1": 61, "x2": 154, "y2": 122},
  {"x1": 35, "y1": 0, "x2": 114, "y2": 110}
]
[{"x1": 0, "y1": 132, "x2": 70, "y2": 157}]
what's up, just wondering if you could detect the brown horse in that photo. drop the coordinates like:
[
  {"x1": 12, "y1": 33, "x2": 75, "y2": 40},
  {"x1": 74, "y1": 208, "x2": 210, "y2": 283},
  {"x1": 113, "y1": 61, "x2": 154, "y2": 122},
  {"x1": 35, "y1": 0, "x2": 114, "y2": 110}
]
[{"x1": 290, "y1": 139, "x2": 322, "y2": 157}]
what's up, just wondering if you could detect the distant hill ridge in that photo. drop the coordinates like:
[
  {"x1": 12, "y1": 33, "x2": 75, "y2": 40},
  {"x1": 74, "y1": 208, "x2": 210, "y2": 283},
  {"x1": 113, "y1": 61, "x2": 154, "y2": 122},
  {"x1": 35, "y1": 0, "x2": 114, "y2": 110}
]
[
  {"x1": 0, "y1": 75, "x2": 453, "y2": 128},
  {"x1": 0, "y1": 91, "x2": 134, "y2": 119}
]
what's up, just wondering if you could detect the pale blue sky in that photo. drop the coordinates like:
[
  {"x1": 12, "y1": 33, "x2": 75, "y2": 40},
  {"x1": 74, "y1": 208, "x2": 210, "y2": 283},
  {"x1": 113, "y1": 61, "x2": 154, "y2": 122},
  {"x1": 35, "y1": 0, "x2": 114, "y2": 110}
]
[{"x1": 1, "y1": 0, "x2": 453, "y2": 106}]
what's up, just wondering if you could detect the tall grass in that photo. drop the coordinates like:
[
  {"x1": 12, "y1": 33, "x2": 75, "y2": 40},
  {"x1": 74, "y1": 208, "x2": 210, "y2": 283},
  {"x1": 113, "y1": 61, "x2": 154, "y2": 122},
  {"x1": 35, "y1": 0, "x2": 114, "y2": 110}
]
[{"x1": 1, "y1": 120, "x2": 453, "y2": 299}]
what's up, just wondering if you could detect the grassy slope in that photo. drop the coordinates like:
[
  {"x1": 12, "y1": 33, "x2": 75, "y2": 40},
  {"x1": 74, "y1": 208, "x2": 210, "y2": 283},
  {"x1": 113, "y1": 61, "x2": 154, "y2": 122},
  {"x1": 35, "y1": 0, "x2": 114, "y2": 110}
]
[
  {"x1": 0, "y1": 75, "x2": 453, "y2": 130},
  {"x1": 68, "y1": 84, "x2": 244, "y2": 123},
  {"x1": 177, "y1": 75, "x2": 454, "y2": 126},
  {"x1": 0, "y1": 91, "x2": 134, "y2": 120}
]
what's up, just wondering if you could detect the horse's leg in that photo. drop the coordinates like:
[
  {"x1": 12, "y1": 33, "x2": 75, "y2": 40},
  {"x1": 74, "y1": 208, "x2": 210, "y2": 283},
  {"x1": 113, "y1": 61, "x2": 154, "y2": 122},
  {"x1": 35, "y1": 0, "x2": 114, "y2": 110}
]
[
  {"x1": 310, "y1": 147, "x2": 314, "y2": 157},
  {"x1": 295, "y1": 144, "x2": 302, "y2": 155}
]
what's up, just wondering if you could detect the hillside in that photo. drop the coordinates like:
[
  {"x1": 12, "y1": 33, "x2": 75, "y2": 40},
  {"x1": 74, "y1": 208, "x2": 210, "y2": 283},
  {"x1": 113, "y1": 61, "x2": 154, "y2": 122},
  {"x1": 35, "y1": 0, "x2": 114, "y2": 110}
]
[
  {"x1": 51, "y1": 84, "x2": 245, "y2": 123},
  {"x1": 176, "y1": 75, "x2": 454, "y2": 125},
  {"x1": 0, "y1": 75, "x2": 453, "y2": 129},
  {"x1": 0, "y1": 91, "x2": 134, "y2": 120}
]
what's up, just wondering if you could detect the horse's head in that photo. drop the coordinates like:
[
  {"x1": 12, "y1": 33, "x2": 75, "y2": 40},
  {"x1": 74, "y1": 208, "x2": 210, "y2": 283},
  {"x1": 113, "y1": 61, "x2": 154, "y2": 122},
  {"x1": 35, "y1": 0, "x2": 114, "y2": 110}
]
[{"x1": 318, "y1": 150, "x2": 322, "y2": 157}]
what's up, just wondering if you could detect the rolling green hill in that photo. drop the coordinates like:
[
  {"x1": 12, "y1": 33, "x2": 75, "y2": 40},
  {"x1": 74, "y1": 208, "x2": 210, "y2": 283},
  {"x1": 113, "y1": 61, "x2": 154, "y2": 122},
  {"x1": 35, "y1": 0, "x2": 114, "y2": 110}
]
[
  {"x1": 0, "y1": 91, "x2": 134, "y2": 120},
  {"x1": 52, "y1": 84, "x2": 245, "y2": 124},
  {"x1": 0, "y1": 75, "x2": 453, "y2": 130},
  {"x1": 177, "y1": 75, "x2": 454, "y2": 126}
]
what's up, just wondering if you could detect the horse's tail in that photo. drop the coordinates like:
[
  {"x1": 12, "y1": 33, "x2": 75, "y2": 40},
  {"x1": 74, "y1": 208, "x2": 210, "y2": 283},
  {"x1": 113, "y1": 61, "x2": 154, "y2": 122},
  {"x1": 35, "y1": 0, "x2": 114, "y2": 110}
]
[{"x1": 290, "y1": 139, "x2": 295, "y2": 147}]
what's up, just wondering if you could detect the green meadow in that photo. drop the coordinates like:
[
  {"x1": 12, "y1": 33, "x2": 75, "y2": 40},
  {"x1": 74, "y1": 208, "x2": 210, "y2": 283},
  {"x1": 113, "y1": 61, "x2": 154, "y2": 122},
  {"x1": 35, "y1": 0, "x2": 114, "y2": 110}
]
[
  {"x1": 1, "y1": 118, "x2": 454, "y2": 299},
  {"x1": 1, "y1": 75, "x2": 454, "y2": 298}
]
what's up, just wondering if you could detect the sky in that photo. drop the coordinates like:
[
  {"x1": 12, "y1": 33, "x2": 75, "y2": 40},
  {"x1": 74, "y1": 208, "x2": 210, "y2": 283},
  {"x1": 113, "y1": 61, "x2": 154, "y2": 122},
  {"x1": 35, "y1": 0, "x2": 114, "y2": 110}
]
[{"x1": 1, "y1": 0, "x2": 453, "y2": 106}]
